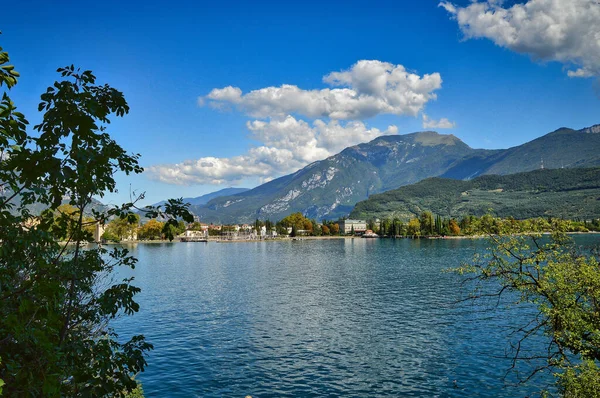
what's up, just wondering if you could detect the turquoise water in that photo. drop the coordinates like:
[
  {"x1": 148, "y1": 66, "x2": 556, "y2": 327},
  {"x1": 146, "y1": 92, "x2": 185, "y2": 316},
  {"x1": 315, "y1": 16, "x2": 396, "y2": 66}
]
[{"x1": 113, "y1": 236, "x2": 598, "y2": 397}]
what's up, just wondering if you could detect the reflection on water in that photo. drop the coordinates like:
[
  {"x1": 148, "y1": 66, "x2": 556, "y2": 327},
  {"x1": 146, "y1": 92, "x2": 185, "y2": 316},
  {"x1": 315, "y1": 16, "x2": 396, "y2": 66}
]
[{"x1": 112, "y1": 236, "x2": 598, "y2": 397}]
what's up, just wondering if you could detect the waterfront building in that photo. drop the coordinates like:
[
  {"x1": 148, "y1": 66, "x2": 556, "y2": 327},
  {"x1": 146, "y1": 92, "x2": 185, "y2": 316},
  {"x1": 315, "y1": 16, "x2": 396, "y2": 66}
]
[{"x1": 339, "y1": 219, "x2": 367, "y2": 234}]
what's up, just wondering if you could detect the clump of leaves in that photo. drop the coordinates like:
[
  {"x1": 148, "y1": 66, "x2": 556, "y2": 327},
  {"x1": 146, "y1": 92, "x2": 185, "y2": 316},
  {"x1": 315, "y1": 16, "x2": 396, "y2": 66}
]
[
  {"x1": 0, "y1": 38, "x2": 191, "y2": 396},
  {"x1": 455, "y1": 217, "x2": 600, "y2": 395}
]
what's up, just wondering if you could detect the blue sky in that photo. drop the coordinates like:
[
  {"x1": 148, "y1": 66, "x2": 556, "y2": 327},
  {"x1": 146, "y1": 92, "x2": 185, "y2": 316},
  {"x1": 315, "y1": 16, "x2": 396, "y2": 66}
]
[{"x1": 2, "y1": 0, "x2": 599, "y2": 205}]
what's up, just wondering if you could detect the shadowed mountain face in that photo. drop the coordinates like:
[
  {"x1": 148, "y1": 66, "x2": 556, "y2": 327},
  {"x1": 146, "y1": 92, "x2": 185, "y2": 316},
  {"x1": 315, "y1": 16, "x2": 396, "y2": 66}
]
[
  {"x1": 191, "y1": 125, "x2": 600, "y2": 224},
  {"x1": 3, "y1": 191, "x2": 109, "y2": 217},
  {"x1": 442, "y1": 126, "x2": 600, "y2": 179},
  {"x1": 151, "y1": 187, "x2": 250, "y2": 207}
]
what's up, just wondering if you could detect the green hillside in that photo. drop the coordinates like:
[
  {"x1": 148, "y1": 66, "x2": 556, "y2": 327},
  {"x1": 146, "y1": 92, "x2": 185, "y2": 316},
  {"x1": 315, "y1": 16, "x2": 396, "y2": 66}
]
[
  {"x1": 350, "y1": 168, "x2": 600, "y2": 221},
  {"x1": 442, "y1": 125, "x2": 600, "y2": 179}
]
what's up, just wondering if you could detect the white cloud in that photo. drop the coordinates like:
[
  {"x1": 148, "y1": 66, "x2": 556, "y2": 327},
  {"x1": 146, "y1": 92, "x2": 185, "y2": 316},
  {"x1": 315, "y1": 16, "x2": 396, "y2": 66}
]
[
  {"x1": 200, "y1": 60, "x2": 442, "y2": 119},
  {"x1": 146, "y1": 116, "x2": 398, "y2": 185},
  {"x1": 152, "y1": 60, "x2": 446, "y2": 186},
  {"x1": 422, "y1": 114, "x2": 456, "y2": 129},
  {"x1": 246, "y1": 117, "x2": 330, "y2": 165},
  {"x1": 440, "y1": 0, "x2": 600, "y2": 77},
  {"x1": 145, "y1": 154, "x2": 275, "y2": 186},
  {"x1": 567, "y1": 68, "x2": 595, "y2": 78},
  {"x1": 315, "y1": 120, "x2": 399, "y2": 154},
  {"x1": 206, "y1": 86, "x2": 243, "y2": 103}
]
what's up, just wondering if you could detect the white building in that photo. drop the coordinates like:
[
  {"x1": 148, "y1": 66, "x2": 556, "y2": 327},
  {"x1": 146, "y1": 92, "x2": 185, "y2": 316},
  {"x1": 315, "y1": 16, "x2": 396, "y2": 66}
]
[
  {"x1": 183, "y1": 230, "x2": 207, "y2": 238},
  {"x1": 339, "y1": 219, "x2": 367, "y2": 234},
  {"x1": 240, "y1": 224, "x2": 252, "y2": 231}
]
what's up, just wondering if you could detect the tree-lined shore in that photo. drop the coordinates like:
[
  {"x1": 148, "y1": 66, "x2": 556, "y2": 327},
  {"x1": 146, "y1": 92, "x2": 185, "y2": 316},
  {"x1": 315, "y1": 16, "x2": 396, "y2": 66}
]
[{"x1": 94, "y1": 209, "x2": 600, "y2": 243}]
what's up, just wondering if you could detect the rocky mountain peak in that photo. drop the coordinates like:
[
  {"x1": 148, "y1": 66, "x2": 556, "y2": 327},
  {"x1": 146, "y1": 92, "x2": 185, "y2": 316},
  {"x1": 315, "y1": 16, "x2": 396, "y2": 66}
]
[
  {"x1": 411, "y1": 131, "x2": 463, "y2": 146},
  {"x1": 583, "y1": 124, "x2": 600, "y2": 134},
  {"x1": 367, "y1": 130, "x2": 466, "y2": 148}
]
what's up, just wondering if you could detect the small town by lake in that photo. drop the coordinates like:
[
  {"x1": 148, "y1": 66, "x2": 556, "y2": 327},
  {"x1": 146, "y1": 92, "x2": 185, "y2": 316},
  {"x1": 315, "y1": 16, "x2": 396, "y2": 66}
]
[{"x1": 112, "y1": 235, "x2": 599, "y2": 397}]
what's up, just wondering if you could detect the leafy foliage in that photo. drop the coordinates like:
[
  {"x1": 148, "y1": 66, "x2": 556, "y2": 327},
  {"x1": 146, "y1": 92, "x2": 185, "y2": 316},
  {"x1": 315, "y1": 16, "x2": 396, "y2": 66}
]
[
  {"x1": 49, "y1": 203, "x2": 96, "y2": 241},
  {"x1": 0, "y1": 40, "x2": 191, "y2": 396},
  {"x1": 279, "y1": 212, "x2": 313, "y2": 231},
  {"x1": 103, "y1": 213, "x2": 140, "y2": 242},
  {"x1": 137, "y1": 219, "x2": 166, "y2": 240},
  {"x1": 0, "y1": 40, "x2": 19, "y2": 88},
  {"x1": 455, "y1": 219, "x2": 600, "y2": 395}
]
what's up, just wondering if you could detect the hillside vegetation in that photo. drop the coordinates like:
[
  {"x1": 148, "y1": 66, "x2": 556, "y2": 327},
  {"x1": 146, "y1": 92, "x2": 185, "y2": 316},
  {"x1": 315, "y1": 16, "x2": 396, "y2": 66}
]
[{"x1": 350, "y1": 167, "x2": 600, "y2": 220}]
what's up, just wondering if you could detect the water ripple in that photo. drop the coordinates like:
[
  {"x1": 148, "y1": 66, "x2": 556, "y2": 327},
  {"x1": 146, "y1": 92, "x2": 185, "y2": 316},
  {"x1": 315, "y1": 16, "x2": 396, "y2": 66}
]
[{"x1": 110, "y1": 238, "x2": 592, "y2": 397}]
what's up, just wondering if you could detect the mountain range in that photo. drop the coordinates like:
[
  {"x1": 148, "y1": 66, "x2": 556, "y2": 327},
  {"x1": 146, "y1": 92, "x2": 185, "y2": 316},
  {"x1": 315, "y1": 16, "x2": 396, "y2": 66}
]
[
  {"x1": 151, "y1": 187, "x2": 250, "y2": 207},
  {"x1": 186, "y1": 124, "x2": 600, "y2": 224}
]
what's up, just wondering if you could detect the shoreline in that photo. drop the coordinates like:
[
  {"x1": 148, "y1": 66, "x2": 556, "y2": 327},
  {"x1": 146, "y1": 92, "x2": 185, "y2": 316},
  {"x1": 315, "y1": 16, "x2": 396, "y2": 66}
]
[
  {"x1": 210, "y1": 236, "x2": 353, "y2": 243},
  {"x1": 86, "y1": 231, "x2": 600, "y2": 245}
]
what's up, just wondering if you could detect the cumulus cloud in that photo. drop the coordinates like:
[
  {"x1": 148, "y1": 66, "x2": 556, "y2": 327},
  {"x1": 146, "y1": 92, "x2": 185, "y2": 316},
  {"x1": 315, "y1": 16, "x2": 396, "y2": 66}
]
[
  {"x1": 422, "y1": 114, "x2": 456, "y2": 129},
  {"x1": 200, "y1": 60, "x2": 442, "y2": 119},
  {"x1": 206, "y1": 86, "x2": 243, "y2": 103},
  {"x1": 440, "y1": 0, "x2": 600, "y2": 77},
  {"x1": 146, "y1": 116, "x2": 398, "y2": 185},
  {"x1": 151, "y1": 60, "x2": 446, "y2": 185}
]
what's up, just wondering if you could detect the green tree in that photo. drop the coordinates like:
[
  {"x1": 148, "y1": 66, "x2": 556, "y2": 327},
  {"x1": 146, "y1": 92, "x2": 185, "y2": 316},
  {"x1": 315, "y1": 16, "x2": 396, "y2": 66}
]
[
  {"x1": 407, "y1": 218, "x2": 421, "y2": 237},
  {"x1": 50, "y1": 203, "x2": 96, "y2": 241},
  {"x1": 367, "y1": 218, "x2": 377, "y2": 231},
  {"x1": 280, "y1": 212, "x2": 312, "y2": 232},
  {"x1": 137, "y1": 219, "x2": 165, "y2": 240},
  {"x1": 254, "y1": 218, "x2": 263, "y2": 234},
  {"x1": 265, "y1": 219, "x2": 273, "y2": 232},
  {"x1": 104, "y1": 213, "x2": 140, "y2": 241},
  {"x1": 124, "y1": 384, "x2": 145, "y2": 398},
  {"x1": 165, "y1": 219, "x2": 186, "y2": 237},
  {"x1": 275, "y1": 221, "x2": 289, "y2": 236},
  {"x1": 456, "y1": 219, "x2": 600, "y2": 395},
  {"x1": 392, "y1": 217, "x2": 405, "y2": 237},
  {"x1": 311, "y1": 220, "x2": 322, "y2": 236},
  {"x1": 460, "y1": 215, "x2": 477, "y2": 235},
  {"x1": 434, "y1": 214, "x2": 444, "y2": 235},
  {"x1": 0, "y1": 356, "x2": 4, "y2": 395},
  {"x1": 331, "y1": 223, "x2": 340, "y2": 235},
  {"x1": 188, "y1": 221, "x2": 204, "y2": 231},
  {"x1": 0, "y1": 41, "x2": 191, "y2": 396},
  {"x1": 420, "y1": 211, "x2": 434, "y2": 236}
]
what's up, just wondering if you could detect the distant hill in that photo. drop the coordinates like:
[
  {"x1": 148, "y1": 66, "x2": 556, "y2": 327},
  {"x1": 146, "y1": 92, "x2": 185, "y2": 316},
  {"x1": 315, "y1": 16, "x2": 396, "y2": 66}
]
[
  {"x1": 442, "y1": 125, "x2": 600, "y2": 179},
  {"x1": 191, "y1": 124, "x2": 600, "y2": 224},
  {"x1": 152, "y1": 187, "x2": 250, "y2": 207},
  {"x1": 3, "y1": 191, "x2": 109, "y2": 217},
  {"x1": 350, "y1": 167, "x2": 600, "y2": 221}
]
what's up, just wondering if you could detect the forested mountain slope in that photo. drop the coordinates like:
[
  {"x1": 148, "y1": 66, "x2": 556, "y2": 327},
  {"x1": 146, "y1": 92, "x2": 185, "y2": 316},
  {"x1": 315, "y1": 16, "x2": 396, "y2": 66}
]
[{"x1": 350, "y1": 167, "x2": 600, "y2": 221}]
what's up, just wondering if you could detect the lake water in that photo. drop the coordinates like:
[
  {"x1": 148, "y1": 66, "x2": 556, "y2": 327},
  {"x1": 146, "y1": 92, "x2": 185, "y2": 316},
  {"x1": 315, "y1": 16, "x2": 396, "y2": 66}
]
[{"x1": 113, "y1": 236, "x2": 599, "y2": 397}]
